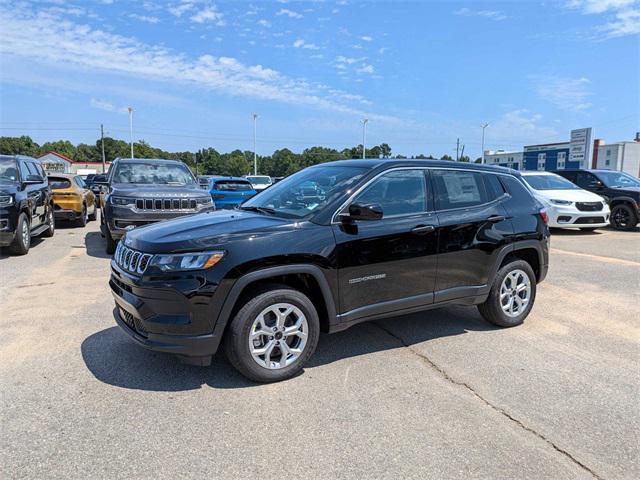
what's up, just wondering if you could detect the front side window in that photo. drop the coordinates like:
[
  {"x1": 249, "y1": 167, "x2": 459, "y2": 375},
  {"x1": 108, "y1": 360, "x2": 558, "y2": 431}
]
[
  {"x1": 0, "y1": 158, "x2": 19, "y2": 182},
  {"x1": 432, "y1": 170, "x2": 488, "y2": 210},
  {"x1": 574, "y1": 171, "x2": 597, "y2": 189},
  {"x1": 111, "y1": 161, "x2": 196, "y2": 186},
  {"x1": 352, "y1": 169, "x2": 427, "y2": 217},
  {"x1": 241, "y1": 165, "x2": 367, "y2": 219}
]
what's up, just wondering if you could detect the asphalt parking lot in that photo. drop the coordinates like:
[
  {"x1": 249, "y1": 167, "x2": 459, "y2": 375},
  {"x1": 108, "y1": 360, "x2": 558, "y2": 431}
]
[{"x1": 1, "y1": 219, "x2": 638, "y2": 479}]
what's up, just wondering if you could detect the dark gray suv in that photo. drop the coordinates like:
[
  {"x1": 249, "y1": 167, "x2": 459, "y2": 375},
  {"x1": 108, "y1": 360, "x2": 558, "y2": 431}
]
[{"x1": 98, "y1": 158, "x2": 215, "y2": 253}]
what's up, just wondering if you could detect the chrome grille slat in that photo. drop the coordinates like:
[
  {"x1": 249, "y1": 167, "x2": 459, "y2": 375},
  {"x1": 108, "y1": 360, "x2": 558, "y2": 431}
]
[
  {"x1": 114, "y1": 243, "x2": 153, "y2": 275},
  {"x1": 127, "y1": 197, "x2": 200, "y2": 212}
]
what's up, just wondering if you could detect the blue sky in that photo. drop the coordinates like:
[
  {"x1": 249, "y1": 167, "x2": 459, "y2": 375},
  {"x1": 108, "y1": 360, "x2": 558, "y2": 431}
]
[{"x1": 0, "y1": 0, "x2": 638, "y2": 158}]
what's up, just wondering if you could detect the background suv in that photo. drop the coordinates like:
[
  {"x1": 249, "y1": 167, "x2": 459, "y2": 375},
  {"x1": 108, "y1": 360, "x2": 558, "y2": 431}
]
[
  {"x1": 109, "y1": 160, "x2": 549, "y2": 382},
  {"x1": 207, "y1": 176, "x2": 257, "y2": 209},
  {"x1": 520, "y1": 171, "x2": 610, "y2": 231},
  {"x1": 0, "y1": 155, "x2": 55, "y2": 255},
  {"x1": 48, "y1": 174, "x2": 97, "y2": 227},
  {"x1": 98, "y1": 158, "x2": 215, "y2": 254},
  {"x1": 554, "y1": 169, "x2": 640, "y2": 230}
]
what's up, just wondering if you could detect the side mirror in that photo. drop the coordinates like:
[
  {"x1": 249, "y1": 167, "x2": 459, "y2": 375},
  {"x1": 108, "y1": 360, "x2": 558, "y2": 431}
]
[
  {"x1": 589, "y1": 180, "x2": 604, "y2": 189},
  {"x1": 24, "y1": 174, "x2": 43, "y2": 184},
  {"x1": 341, "y1": 202, "x2": 384, "y2": 222}
]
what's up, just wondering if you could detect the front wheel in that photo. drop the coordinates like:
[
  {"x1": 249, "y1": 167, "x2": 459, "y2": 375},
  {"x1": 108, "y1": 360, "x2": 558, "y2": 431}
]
[
  {"x1": 610, "y1": 204, "x2": 638, "y2": 231},
  {"x1": 223, "y1": 286, "x2": 320, "y2": 383},
  {"x1": 9, "y1": 213, "x2": 31, "y2": 255},
  {"x1": 105, "y1": 228, "x2": 117, "y2": 254},
  {"x1": 478, "y1": 260, "x2": 537, "y2": 328}
]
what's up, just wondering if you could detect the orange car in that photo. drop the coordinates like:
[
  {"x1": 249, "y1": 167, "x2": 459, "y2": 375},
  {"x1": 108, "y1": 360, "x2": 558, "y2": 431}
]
[{"x1": 48, "y1": 174, "x2": 97, "y2": 226}]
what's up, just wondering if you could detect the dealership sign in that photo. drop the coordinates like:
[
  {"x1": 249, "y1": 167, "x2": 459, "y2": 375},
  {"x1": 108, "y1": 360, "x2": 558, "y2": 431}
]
[{"x1": 569, "y1": 128, "x2": 592, "y2": 167}]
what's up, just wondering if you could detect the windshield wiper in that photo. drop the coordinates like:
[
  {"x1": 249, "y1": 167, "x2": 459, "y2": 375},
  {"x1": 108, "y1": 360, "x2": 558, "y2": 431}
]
[{"x1": 239, "y1": 205, "x2": 276, "y2": 215}]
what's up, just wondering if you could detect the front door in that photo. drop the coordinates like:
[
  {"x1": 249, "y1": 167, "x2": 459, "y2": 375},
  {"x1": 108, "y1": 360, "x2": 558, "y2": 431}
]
[{"x1": 333, "y1": 169, "x2": 438, "y2": 319}]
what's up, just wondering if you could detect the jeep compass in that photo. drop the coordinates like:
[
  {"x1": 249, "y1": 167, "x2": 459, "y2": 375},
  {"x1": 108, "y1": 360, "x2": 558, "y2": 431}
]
[{"x1": 110, "y1": 160, "x2": 549, "y2": 382}]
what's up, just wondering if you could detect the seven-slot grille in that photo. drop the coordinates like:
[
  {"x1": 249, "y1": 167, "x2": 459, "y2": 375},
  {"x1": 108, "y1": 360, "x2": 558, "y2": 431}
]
[
  {"x1": 134, "y1": 198, "x2": 197, "y2": 211},
  {"x1": 576, "y1": 202, "x2": 603, "y2": 212},
  {"x1": 114, "y1": 243, "x2": 153, "y2": 274}
]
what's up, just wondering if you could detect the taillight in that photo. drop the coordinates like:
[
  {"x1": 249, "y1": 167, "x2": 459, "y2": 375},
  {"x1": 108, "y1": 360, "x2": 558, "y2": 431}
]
[{"x1": 539, "y1": 209, "x2": 549, "y2": 225}]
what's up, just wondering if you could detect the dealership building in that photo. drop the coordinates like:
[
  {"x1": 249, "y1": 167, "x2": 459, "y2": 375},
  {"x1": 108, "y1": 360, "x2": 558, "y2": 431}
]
[{"x1": 38, "y1": 151, "x2": 110, "y2": 175}]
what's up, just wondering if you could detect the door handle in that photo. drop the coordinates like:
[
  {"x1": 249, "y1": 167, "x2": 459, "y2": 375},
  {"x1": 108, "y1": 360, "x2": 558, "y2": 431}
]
[
  {"x1": 411, "y1": 224, "x2": 435, "y2": 234},
  {"x1": 487, "y1": 215, "x2": 505, "y2": 223}
]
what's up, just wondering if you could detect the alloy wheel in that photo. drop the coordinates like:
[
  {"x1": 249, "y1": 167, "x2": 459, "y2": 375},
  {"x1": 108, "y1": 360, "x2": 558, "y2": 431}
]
[
  {"x1": 248, "y1": 303, "x2": 309, "y2": 369},
  {"x1": 612, "y1": 207, "x2": 630, "y2": 229},
  {"x1": 500, "y1": 269, "x2": 531, "y2": 318},
  {"x1": 21, "y1": 220, "x2": 30, "y2": 248}
]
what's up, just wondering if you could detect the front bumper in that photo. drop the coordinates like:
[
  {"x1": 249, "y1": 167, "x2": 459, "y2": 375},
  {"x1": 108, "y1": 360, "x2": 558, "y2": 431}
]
[
  {"x1": 109, "y1": 261, "x2": 223, "y2": 361},
  {"x1": 546, "y1": 204, "x2": 610, "y2": 228},
  {"x1": 0, "y1": 209, "x2": 17, "y2": 246}
]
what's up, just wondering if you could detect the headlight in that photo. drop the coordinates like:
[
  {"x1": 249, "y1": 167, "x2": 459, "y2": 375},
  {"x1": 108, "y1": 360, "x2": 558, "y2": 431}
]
[
  {"x1": 0, "y1": 194, "x2": 14, "y2": 206},
  {"x1": 110, "y1": 196, "x2": 136, "y2": 206},
  {"x1": 149, "y1": 251, "x2": 224, "y2": 272},
  {"x1": 550, "y1": 199, "x2": 573, "y2": 205},
  {"x1": 196, "y1": 196, "x2": 213, "y2": 206}
]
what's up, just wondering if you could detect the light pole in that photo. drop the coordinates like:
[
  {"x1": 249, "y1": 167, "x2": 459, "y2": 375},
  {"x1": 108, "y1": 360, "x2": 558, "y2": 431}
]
[
  {"x1": 128, "y1": 107, "x2": 134, "y2": 159},
  {"x1": 480, "y1": 122, "x2": 489, "y2": 164},
  {"x1": 252, "y1": 113, "x2": 258, "y2": 175},
  {"x1": 361, "y1": 118, "x2": 369, "y2": 159}
]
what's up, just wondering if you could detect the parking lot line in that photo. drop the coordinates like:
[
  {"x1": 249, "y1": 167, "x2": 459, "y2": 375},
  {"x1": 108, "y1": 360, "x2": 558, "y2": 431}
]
[{"x1": 549, "y1": 247, "x2": 640, "y2": 266}]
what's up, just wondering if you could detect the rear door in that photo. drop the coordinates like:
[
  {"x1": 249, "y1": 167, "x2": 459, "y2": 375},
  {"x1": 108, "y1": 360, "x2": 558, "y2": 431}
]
[
  {"x1": 432, "y1": 169, "x2": 512, "y2": 300},
  {"x1": 333, "y1": 168, "x2": 438, "y2": 317}
]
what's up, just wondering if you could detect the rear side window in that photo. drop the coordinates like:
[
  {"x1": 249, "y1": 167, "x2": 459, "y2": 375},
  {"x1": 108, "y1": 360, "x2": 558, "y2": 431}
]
[
  {"x1": 354, "y1": 169, "x2": 427, "y2": 216},
  {"x1": 214, "y1": 180, "x2": 253, "y2": 191},
  {"x1": 432, "y1": 170, "x2": 488, "y2": 210},
  {"x1": 74, "y1": 177, "x2": 86, "y2": 188},
  {"x1": 48, "y1": 177, "x2": 71, "y2": 189},
  {"x1": 484, "y1": 174, "x2": 506, "y2": 201},
  {"x1": 19, "y1": 161, "x2": 30, "y2": 181}
]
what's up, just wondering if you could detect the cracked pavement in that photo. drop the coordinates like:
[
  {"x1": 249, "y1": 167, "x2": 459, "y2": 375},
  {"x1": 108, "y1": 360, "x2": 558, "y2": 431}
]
[{"x1": 1, "y1": 221, "x2": 639, "y2": 479}]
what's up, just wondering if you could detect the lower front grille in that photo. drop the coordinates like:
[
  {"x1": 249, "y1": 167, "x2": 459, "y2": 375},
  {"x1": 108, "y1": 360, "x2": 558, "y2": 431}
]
[
  {"x1": 119, "y1": 308, "x2": 147, "y2": 338},
  {"x1": 135, "y1": 198, "x2": 197, "y2": 211},
  {"x1": 575, "y1": 216, "x2": 605, "y2": 224},
  {"x1": 576, "y1": 202, "x2": 603, "y2": 212}
]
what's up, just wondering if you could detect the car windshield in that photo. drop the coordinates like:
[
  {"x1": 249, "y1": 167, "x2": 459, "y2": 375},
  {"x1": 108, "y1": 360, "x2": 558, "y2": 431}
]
[
  {"x1": 241, "y1": 165, "x2": 368, "y2": 219},
  {"x1": 523, "y1": 174, "x2": 579, "y2": 190},
  {"x1": 246, "y1": 176, "x2": 271, "y2": 185},
  {"x1": 214, "y1": 180, "x2": 254, "y2": 191},
  {"x1": 0, "y1": 158, "x2": 19, "y2": 183},
  {"x1": 112, "y1": 161, "x2": 196, "y2": 185},
  {"x1": 595, "y1": 171, "x2": 640, "y2": 188}
]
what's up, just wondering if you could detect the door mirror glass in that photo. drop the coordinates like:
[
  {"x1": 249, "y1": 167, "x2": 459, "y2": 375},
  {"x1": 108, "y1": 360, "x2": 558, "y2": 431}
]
[{"x1": 345, "y1": 202, "x2": 384, "y2": 221}]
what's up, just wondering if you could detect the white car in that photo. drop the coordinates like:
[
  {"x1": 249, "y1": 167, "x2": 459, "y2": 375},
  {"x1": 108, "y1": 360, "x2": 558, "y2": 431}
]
[
  {"x1": 245, "y1": 175, "x2": 272, "y2": 191},
  {"x1": 520, "y1": 171, "x2": 610, "y2": 230}
]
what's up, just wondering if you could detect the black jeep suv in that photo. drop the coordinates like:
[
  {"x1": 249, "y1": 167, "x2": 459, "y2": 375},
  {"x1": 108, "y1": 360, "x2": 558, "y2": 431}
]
[
  {"x1": 98, "y1": 158, "x2": 215, "y2": 254},
  {"x1": 553, "y1": 169, "x2": 640, "y2": 230},
  {"x1": 0, "y1": 155, "x2": 55, "y2": 255},
  {"x1": 109, "y1": 160, "x2": 549, "y2": 382}
]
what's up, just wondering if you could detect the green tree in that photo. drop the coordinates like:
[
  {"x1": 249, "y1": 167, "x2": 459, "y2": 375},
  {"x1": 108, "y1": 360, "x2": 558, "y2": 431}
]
[
  {"x1": 100, "y1": 137, "x2": 130, "y2": 162},
  {"x1": 380, "y1": 143, "x2": 392, "y2": 158},
  {"x1": 459, "y1": 155, "x2": 471, "y2": 163},
  {"x1": 39, "y1": 140, "x2": 76, "y2": 159},
  {"x1": 440, "y1": 154, "x2": 453, "y2": 161},
  {"x1": 268, "y1": 148, "x2": 299, "y2": 176},
  {"x1": 75, "y1": 143, "x2": 100, "y2": 163},
  {"x1": 300, "y1": 146, "x2": 339, "y2": 168},
  {"x1": 0, "y1": 136, "x2": 40, "y2": 156}
]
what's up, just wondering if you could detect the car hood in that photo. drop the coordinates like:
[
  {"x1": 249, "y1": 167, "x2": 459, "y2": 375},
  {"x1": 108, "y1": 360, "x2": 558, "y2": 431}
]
[
  {"x1": 0, "y1": 182, "x2": 19, "y2": 195},
  {"x1": 123, "y1": 209, "x2": 294, "y2": 253},
  {"x1": 534, "y1": 189, "x2": 605, "y2": 203},
  {"x1": 110, "y1": 184, "x2": 206, "y2": 197}
]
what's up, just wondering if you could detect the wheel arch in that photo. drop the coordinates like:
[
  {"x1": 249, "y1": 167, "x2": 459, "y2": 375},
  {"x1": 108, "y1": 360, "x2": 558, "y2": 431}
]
[
  {"x1": 214, "y1": 265, "x2": 337, "y2": 339},
  {"x1": 492, "y1": 241, "x2": 546, "y2": 283}
]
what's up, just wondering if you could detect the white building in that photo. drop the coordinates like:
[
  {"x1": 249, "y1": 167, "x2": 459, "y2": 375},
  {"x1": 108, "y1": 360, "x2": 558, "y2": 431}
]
[
  {"x1": 483, "y1": 150, "x2": 523, "y2": 170},
  {"x1": 593, "y1": 139, "x2": 640, "y2": 177}
]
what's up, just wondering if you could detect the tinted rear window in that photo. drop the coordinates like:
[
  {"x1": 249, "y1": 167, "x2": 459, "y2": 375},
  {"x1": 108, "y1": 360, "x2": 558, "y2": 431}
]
[
  {"x1": 48, "y1": 177, "x2": 71, "y2": 189},
  {"x1": 214, "y1": 180, "x2": 254, "y2": 191},
  {"x1": 432, "y1": 170, "x2": 488, "y2": 210}
]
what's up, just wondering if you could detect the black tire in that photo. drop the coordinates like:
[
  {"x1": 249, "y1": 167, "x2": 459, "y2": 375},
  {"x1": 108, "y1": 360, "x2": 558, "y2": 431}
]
[
  {"x1": 610, "y1": 204, "x2": 638, "y2": 231},
  {"x1": 105, "y1": 228, "x2": 117, "y2": 254},
  {"x1": 223, "y1": 286, "x2": 320, "y2": 383},
  {"x1": 478, "y1": 259, "x2": 537, "y2": 328},
  {"x1": 88, "y1": 203, "x2": 97, "y2": 221},
  {"x1": 42, "y1": 206, "x2": 55, "y2": 238},
  {"x1": 75, "y1": 204, "x2": 88, "y2": 227},
  {"x1": 9, "y1": 212, "x2": 31, "y2": 255}
]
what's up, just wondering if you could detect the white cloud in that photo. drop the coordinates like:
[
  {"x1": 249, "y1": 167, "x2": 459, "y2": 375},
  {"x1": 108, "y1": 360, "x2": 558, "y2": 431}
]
[
  {"x1": 356, "y1": 64, "x2": 375, "y2": 74},
  {"x1": 190, "y1": 6, "x2": 224, "y2": 25},
  {"x1": 600, "y1": 8, "x2": 640, "y2": 36},
  {"x1": 0, "y1": 3, "x2": 397, "y2": 121},
  {"x1": 532, "y1": 75, "x2": 593, "y2": 111},
  {"x1": 128, "y1": 13, "x2": 160, "y2": 24},
  {"x1": 567, "y1": 0, "x2": 636, "y2": 14},
  {"x1": 168, "y1": 2, "x2": 193, "y2": 17},
  {"x1": 453, "y1": 7, "x2": 507, "y2": 21},
  {"x1": 567, "y1": 0, "x2": 640, "y2": 37},
  {"x1": 276, "y1": 8, "x2": 303, "y2": 19},
  {"x1": 336, "y1": 56, "x2": 362, "y2": 64},
  {"x1": 90, "y1": 98, "x2": 128, "y2": 114},
  {"x1": 489, "y1": 110, "x2": 559, "y2": 146},
  {"x1": 257, "y1": 19, "x2": 271, "y2": 27},
  {"x1": 360, "y1": 35, "x2": 373, "y2": 42},
  {"x1": 293, "y1": 39, "x2": 319, "y2": 49}
]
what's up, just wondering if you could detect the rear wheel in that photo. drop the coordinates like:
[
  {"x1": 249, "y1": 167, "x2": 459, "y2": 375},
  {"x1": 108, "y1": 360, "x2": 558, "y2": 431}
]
[
  {"x1": 9, "y1": 213, "x2": 31, "y2": 255},
  {"x1": 478, "y1": 260, "x2": 536, "y2": 328},
  {"x1": 42, "y1": 207, "x2": 55, "y2": 237},
  {"x1": 224, "y1": 286, "x2": 320, "y2": 383},
  {"x1": 88, "y1": 203, "x2": 97, "y2": 221},
  {"x1": 610, "y1": 204, "x2": 637, "y2": 231},
  {"x1": 75, "y1": 204, "x2": 88, "y2": 227}
]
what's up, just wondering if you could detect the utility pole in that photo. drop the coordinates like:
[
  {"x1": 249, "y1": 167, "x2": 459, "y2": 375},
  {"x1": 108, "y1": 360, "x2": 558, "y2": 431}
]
[
  {"x1": 127, "y1": 107, "x2": 134, "y2": 159},
  {"x1": 100, "y1": 124, "x2": 106, "y2": 173},
  {"x1": 456, "y1": 138, "x2": 460, "y2": 162},
  {"x1": 480, "y1": 122, "x2": 489, "y2": 164},
  {"x1": 460, "y1": 145, "x2": 465, "y2": 162},
  {"x1": 252, "y1": 113, "x2": 258, "y2": 175},
  {"x1": 193, "y1": 153, "x2": 198, "y2": 176},
  {"x1": 361, "y1": 118, "x2": 369, "y2": 159}
]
